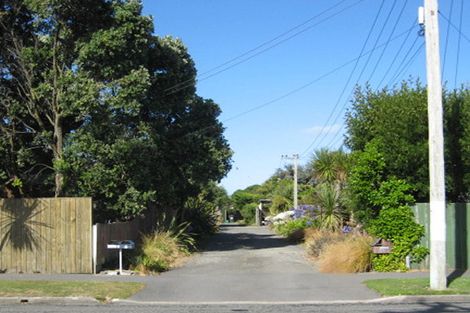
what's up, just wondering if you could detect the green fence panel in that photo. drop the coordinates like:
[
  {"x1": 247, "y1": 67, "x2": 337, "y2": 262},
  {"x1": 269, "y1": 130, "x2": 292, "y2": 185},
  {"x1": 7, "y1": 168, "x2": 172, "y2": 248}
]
[{"x1": 412, "y1": 203, "x2": 469, "y2": 270}]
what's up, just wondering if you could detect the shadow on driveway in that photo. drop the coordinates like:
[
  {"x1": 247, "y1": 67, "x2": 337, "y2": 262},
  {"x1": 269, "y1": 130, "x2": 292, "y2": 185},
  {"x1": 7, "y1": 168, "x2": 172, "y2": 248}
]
[{"x1": 202, "y1": 226, "x2": 294, "y2": 252}]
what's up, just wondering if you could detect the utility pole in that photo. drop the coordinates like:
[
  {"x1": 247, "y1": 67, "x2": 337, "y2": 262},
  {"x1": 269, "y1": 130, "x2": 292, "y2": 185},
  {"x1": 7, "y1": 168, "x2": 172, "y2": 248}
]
[
  {"x1": 420, "y1": 0, "x2": 447, "y2": 290},
  {"x1": 282, "y1": 154, "x2": 299, "y2": 209}
]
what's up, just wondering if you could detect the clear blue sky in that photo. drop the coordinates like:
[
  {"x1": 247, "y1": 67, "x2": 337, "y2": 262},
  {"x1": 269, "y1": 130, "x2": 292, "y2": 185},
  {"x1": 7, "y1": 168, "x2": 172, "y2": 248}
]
[{"x1": 142, "y1": 0, "x2": 470, "y2": 194}]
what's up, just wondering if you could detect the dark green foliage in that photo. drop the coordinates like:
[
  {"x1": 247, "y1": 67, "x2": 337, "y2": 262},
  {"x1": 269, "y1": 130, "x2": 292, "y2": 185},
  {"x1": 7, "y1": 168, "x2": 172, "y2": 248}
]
[
  {"x1": 444, "y1": 88, "x2": 470, "y2": 202},
  {"x1": 231, "y1": 189, "x2": 261, "y2": 224},
  {"x1": 346, "y1": 81, "x2": 429, "y2": 201},
  {"x1": 0, "y1": 1, "x2": 232, "y2": 226},
  {"x1": 346, "y1": 81, "x2": 470, "y2": 202},
  {"x1": 347, "y1": 139, "x2": 427, "y2": 271},
  {"x1": 274, "y1": 218, "x2": 316, "y2": 242},
  {"x1": 367, "y1": 179, "x2": 427, "y2": 271},
  {"x1": 347, "y1": 141, "x2": 386, "y2": 223}
]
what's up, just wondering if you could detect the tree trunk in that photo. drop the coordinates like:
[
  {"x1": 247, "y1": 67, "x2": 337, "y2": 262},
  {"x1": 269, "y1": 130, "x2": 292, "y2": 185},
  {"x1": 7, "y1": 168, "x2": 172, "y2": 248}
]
[{"x1": 54, "y1": 113, "x2": 63, "y2": 197}]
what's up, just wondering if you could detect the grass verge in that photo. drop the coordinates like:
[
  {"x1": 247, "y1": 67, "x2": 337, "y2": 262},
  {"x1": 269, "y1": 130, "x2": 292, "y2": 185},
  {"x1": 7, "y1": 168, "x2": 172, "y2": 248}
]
[
  {"x1": 365, "y1": 277, "x2": 470, "y2": 296},
  {"x1": 0, "y1": 280, "x2": 145, "y2": 302}
]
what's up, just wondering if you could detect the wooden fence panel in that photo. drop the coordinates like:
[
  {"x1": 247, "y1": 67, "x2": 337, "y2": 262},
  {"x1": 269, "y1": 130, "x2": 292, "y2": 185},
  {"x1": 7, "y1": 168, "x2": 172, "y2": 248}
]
[
  {"x1": 412, "y1": 203, "x2": 469, "y2": 270},
  {"x1": 94, "y1": 218, "x2": 143, "y2": 272},
  {"x1": 0, "y1": 198, "x2": 92, "y2": 273},
  {"x1": 93, "y1": 212, "x2": 157, "y2": 272}
]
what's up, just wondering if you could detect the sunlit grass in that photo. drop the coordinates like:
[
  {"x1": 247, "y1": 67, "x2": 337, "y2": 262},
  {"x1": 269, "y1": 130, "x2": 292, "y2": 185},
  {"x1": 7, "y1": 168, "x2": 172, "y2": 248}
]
[
  {"x1": 365, "y1": 277, "x2": 470, "y2": 296},
  {"x1": 0, "y1": 280, "x2": 145, "y2": 302}
]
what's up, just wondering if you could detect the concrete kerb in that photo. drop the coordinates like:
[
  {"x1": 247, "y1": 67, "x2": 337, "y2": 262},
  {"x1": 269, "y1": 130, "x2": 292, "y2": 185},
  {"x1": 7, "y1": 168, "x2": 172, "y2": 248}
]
[
  {"x1": 112, "y1": 295, "x2": 470, "y2": 306},
  {"x1": 1, "y1": 295, "x2": 469, "y2": 306}
]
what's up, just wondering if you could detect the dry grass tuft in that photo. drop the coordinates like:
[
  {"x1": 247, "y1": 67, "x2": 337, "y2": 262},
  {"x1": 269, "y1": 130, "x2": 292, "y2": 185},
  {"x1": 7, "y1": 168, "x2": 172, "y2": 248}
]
[
  {"x1": 132, "y1": 231, "x2": 189, "y2": 274},
  {"x1": 317, "y1": 235, "x2": 373, "y2": 273},
  {"x1": 304, "y1": 229, "x2": 344, "y2": 259}
]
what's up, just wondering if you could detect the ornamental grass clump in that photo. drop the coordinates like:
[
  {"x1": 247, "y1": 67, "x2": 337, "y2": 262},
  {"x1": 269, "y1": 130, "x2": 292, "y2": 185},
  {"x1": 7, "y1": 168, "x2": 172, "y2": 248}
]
[
  {"x1": 132, "y1": 231, "x2": 188, "y2": 273},
  {"x1": 317, "y1": 234, "x2": 373, "y2": 273},
  {"x1": 132, "y1": 218, "x2": 195, "y2": 274},
  {"x1": 304, "y1": 229, "x2": 344, "y2": 259}
]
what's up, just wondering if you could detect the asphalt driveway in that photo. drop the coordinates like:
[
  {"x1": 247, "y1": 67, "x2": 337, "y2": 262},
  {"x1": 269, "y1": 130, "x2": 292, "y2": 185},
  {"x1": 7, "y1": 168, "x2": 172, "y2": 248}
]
[
  {"x1": 0, "y1": 225, "x2": 430, "y2": 303},
  {"x1": 128, "y1": 225, "x2": 427, "y2": 302}
]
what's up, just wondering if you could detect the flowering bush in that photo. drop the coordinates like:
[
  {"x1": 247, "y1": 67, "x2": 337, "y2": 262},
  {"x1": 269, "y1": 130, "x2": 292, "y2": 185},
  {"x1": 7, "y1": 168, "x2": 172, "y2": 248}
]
[
  {"x1": 292, "y1": 205, "x2": 320, "y2": 219},
  {"x1": 269, "y1": 205, "x2": 320, "y2": 241}
]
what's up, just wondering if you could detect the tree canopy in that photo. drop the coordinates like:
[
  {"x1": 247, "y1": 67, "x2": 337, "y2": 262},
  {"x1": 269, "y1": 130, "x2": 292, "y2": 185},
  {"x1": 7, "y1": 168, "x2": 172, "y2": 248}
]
[
  {"x1": 346, "y1": 80, "x2": 470, "y2": 202},
  {"x1": 0, "y1": 0, "x2": 232, "y2": 222}
]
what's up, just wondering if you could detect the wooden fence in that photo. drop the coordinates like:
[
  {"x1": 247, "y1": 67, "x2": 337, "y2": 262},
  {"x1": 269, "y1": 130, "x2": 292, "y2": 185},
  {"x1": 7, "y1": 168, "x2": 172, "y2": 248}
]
[
  {"x1": 0, "y1": 198, "x2": 92, "y2": 273},
  {"x1": 93, "y1": 211, "x2": 156, "y2": 273},
  {"x1": 412, "y1": 203, "x2": 469, "y2": 270}
]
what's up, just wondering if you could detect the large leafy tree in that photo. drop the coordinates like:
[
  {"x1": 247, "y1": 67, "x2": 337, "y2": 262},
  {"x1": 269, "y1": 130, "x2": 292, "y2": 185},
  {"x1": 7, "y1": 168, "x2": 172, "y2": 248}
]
[
  {"x1": 444, "y1": 88, "x2": 470, "y2": 201},
  {"x1": 1, "y1": 1, "x2": 232, "y2": 222},
  {"x1": 346, "y1": 80, "x2": 470, "y2": 203},
  {"x1": 1, "y1": 0, "x2": 113, "y2": 196},
  {"x1": 345, "y1": 81, "x2": 429, "y2": 201}
]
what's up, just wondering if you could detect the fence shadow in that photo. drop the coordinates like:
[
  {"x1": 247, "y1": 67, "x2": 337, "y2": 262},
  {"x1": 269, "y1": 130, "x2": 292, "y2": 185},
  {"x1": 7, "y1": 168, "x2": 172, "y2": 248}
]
[
  {"x1": 0, "y1": 199, "x2": 50, "y2": 251},
  {"x1": 448, "y1": 203, "x2": 468, "y2": 284}
]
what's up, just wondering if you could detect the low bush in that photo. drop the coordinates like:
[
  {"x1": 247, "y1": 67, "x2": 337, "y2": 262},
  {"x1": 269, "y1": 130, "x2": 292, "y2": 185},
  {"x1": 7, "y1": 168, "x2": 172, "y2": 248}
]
[
  {"x1": 317, "y1": 234, "x2": 373, "y2": 273},
  {"x1": 132, "y1": 231, "x2": 188, "y2": 273},
  {"x1": 131, "y1": 219, "x2": 195, "y2": 274},
  {"x1": 274, "y1": 218, "x2": 315, "y2": 241},
  {"x1": 368, "y1": 204, "x2": 428, "y2": 272},
  {"x1": 304, "y1": 229, "x2": 344, "y2": 258},
  {"x1": 184, "y1": 197, "x2": 220, "y2": 237}
]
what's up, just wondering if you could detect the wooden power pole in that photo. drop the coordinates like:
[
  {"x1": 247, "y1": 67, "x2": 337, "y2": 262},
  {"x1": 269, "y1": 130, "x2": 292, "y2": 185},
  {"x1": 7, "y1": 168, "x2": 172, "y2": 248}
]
[
  {"x1": 421, "y1": 0, "x2": 447, "y2": 290},
  {"x1": 282, "y1": 154, "x2": 299, "y2": 210}
]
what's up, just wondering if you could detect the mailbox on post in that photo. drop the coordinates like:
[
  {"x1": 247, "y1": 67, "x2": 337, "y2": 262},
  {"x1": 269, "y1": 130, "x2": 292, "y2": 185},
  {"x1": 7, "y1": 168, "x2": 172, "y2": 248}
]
[
  {"x1": 371, "y1": 238, "x2": 393, "y2": 254},
  {"x1": 107, "y1": 240, "x2": 135, "y2": 275}
]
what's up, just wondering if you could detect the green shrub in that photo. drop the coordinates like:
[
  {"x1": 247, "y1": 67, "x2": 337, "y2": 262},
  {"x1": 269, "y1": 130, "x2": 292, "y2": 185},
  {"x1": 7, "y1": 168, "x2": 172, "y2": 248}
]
[
  {"x1": 318, "y1": 234, "x2": 372, "y2": 273},
  {"x1": 184, "y1": 197, "x2": 220, "y2": 237},
  {"x1": 240, "y1": 203, "x2": 257, "y2": 224},
  {"x1": 369, "y1": 205, "x2": 428, "y2": 271},
  {"x1": 275, "y1": 218, "x2": 314, "y2": 241}
]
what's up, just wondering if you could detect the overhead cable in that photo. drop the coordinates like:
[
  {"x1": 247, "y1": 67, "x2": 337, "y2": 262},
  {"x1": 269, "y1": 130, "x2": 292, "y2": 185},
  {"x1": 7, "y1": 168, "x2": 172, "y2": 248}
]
[
  {"x1": 164, "y1": 0, "x2": 367, "y2": 96},
  {"x1": 300, "y1": 0, "x2": 387, "y2": 157}
]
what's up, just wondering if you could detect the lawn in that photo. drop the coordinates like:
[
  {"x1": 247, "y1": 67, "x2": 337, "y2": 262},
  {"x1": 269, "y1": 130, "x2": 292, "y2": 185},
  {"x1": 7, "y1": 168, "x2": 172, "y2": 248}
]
[
  {"x1": 365, "y1": 277, "x2": 470, "y2": 296},
  {"x1": 0, "y1": 280, "x2": 145, "y2": 302}
]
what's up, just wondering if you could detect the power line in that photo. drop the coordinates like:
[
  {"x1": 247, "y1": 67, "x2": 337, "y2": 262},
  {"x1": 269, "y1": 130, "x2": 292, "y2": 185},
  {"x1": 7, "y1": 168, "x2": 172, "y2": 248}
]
[
  {"x1": 441, "y1": 0, "x2": 454, "y2": 82},
  {"x1": 172, "y1": 25, "x2": 417, "y2": 143},
  {"x1": 386, "y1": 34, "x2": 420, "y2": 87},
  {"x1": 454, "y1": 0, "x2": 464, "y2": 88},
  {"x1": 324, "y1": 14, "x2": 422, "y2": 150},
  {"x1": 368, "y1": 0, "x2": 408, "y2": 85},
  {"x1": 311, "y1": 0, "x2": 397, "y2": 152},
  {"x1": 163, "y1": 0, "x2": 351, "y2": 94},
  {"x1": 366, "y1": 0, "x2": 401, "y2": 83},
  {"x1": 164, "y1": 0, "x2": 367, "y2": 96},
  {"x1": 438, "y1": 11, "x2": 470, "y2": 45},
  {"x1": 375, "y1": 19, "x2": 416, "y2": 89},
  {"x1": 325, "y1": 40, "x2": 425, "y2": 150},
  {"x1": 388, "y1": 42, "x2": 425, "y2": 86},
  {"x1": 300, "y1": 0, "x2": 387, "y2": 157}
]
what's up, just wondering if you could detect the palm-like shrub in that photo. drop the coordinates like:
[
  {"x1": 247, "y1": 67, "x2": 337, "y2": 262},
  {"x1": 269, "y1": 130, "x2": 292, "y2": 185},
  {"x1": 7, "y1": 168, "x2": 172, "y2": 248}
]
[{"x1": 314, "y1": 183, "x2": 343, "y2": 231}]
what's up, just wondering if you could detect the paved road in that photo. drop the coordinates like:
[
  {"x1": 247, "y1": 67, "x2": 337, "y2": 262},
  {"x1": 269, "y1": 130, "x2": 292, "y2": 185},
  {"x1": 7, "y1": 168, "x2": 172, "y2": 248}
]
[{"x1": 128, "y1": 225, "x2": 427, "y2": 302}]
